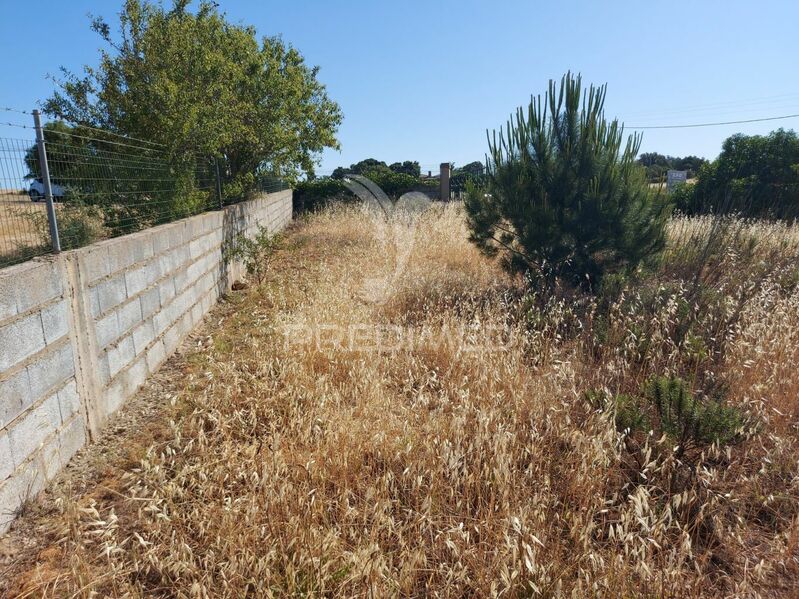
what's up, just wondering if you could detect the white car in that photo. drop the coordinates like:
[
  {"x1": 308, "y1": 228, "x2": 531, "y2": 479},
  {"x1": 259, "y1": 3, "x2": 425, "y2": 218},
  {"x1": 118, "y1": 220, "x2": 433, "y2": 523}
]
[{"x1": 29, "y1": 179, "x2": 66, "y2": 202}]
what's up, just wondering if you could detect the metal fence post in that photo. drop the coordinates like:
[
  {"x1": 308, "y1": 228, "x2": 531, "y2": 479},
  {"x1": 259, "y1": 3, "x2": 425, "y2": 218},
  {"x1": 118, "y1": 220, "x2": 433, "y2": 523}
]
[
  {"x1": 214, "y1": 157, "x2": 224, "y2": 209},
  {"x1": 32, "y1": 110, "x2": 61, "y2": 253}
]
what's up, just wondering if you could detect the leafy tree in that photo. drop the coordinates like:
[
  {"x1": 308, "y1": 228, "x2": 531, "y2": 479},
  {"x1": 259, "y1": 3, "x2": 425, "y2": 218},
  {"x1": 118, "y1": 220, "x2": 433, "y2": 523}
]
[
  {"x1": 450, "y1": 161, "x2": 486, "y2": 194},
  {"x1": 23, "y1": 120, "x2": 191, "y2": 233},
  {"x1": 331, "y1": 158, "x2": 388, "y2": 179},
  {"x1": 388, "y1": 160, "x2": 421, "y2": 177},
  {"x1": 458, "y1": 161, "x2": 485, "y2": 176},
  {"x1": 43, "y1": 0, "x2": 341, "y2": 197},
  {"x1": 675, "y1": 129, "x2": 799, "y2": 218},
  {"x1": 465, "y1": 72, "x2": 669, "y2": 289},
  {"x1": 24, "y1": 121, "x2": 90, "y2": 185}
]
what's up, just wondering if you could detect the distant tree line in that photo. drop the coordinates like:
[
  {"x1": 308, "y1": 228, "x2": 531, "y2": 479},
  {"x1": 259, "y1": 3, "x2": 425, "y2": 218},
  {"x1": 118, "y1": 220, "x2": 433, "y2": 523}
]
[
  {"x1": 636, "y1": 153, "x2": 708, "y2": 183},
  {"x1": 294, "y1": 158, "x2": 486, "y2": 212}
]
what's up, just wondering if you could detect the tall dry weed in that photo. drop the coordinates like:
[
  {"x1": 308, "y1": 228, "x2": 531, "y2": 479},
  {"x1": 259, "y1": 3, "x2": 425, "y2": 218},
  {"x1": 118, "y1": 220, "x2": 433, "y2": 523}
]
[{"x1": 8, "y1": 204, "x2": 799, "y2": 598}]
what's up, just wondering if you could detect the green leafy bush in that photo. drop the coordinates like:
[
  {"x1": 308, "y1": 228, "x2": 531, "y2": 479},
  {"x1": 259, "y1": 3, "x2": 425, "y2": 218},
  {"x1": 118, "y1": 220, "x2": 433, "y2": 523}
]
[
  {"x1": 293, "y1": 178, "x2": 352, "y2": 213},
  {"x1": 674, "y1": 129, "x2": 799, "y2": 219},
  {"x1": 228, "y1": 226, "x2": 281, "y2": 285},
  {"x1": 27, "y1": 201, "x2": 106, "y2": 251}
]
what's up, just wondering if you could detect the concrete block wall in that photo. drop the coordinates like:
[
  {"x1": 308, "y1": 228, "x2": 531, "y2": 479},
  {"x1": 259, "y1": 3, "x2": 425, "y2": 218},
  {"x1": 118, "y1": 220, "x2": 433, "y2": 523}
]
[{"x1": 0, "y1": 190, "x2": 291, "y2": 531}]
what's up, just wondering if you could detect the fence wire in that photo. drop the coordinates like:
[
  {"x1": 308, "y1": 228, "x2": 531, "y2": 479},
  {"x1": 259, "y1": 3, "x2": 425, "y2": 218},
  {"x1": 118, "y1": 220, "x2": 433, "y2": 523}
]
[
  {"x1": 0, "y1": 136, "x2": 47, "y2": 266},
  {"x1": 0, "y1": 116, "x2": 288, "y2": 269}
]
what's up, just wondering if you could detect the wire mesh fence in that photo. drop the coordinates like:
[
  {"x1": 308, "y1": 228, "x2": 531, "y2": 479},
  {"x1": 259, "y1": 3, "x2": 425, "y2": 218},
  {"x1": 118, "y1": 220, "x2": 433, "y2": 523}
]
[
  {"x1": 0, "y1": 111, "x2": 289, "y2": 269},
  {"x1": 0, "y1": 136, "x2": 49, "y2": 266}
]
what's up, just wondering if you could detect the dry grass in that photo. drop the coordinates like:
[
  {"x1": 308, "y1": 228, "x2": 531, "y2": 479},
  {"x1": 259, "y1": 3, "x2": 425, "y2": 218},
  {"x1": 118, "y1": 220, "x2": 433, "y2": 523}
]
[
  {"x1": 4, "y1": 203, "x2": 799, "y2": 597},
  {"x1": 0, "y1": 193, "x2": 49, "y2": 264}
]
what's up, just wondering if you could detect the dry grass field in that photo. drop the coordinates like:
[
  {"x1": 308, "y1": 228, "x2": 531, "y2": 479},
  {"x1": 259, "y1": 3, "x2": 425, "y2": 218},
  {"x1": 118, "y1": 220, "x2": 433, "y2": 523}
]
[
  {"x1": 2, "y1": 204, "x2": 798, "y2": 597},
  {"x1": 0, "y1": 192, "x2": 49, "y2": 265}
]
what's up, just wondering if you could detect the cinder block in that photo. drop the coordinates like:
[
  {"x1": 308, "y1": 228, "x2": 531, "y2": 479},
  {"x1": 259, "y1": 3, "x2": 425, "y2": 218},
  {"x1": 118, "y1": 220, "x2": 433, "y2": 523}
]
[
  {"x1": 102, "y1": 379, "x2": 126, "y2": 418},
  {"x1": 88, "y1": 287, "x2": 101, "y2": 318},
  {"x1": 132, "y1": 320, "x2": 155, "y2": 356},
  {"x1": 158, "y1": 279, "x2": 176, "y2": 307},
  {"x1": 0, "y1": 433, "x2": 13, "y2": 481},
  {"x1": 189, "y1": 236, "x2": 204, "y2": 258},
  {"x1": 190, "y1": 300, "x2": 204, "y2": 326},
  {"x1": 162, "y1": 323, "x2": 181, "y2": 355},
  {"x1": 107, "y1": 335, "x2": 135, "y2": 379},
  {"x1": 0, "y1": 460, "x2": 44, "y2": 533},
  {"x1": 173, "y1": 245, "x2": 191, "y2": 268},
  {"x1": 112, "y1": 233, "x2": 152, "y2": 270},
  {"x1": 97, "y1": 353, "x2": 111, "y2": 386},
  {"x1": 57, "y1": 414, "x2": 86, "y2": 468},
  {"x1": 0, "y1": 369, "x2": 31, "y2": 427},
  {"x1": 174, "y1": 269, "x2": 190, "y2": 294},
  {"x1": 140, "y1": 287, "x2": 160, "y2": 319},
  {"x1": 26, "y1": 342, "x2": 74, "y2": 400},
  {"x1": 117, "y1": 298, "x2": 143, "y2": 334},
  {"x1": 0, "y1": 312, "x2": 46, "y2": 372},
  {"x1": 78, "y1": 246, "x2": 110, "y2": 285},
  {"x1": 145, "y1": 339, "x2": 166, "y2": 373},
  {"x1": 151, "y1": 227, "x2": 171, "y2": 254},
  {"x1": 14, "y1": 261, "x2": 62, "y2": 315},
  {"x1": 8, "y1": 392, "x2": 60, "y2": 467},
  {"x1": 176, "y1": 311, "x2": 193, "y2": 338},
  {"x1": 126, "y1": 356, "x2": 148, "y2": 392},
  {"x1": 95, "y1": 311, "x2": 120, "y2": 350},
  {"x1": 40, "y1": 300, "x2": 69, "y2": 344},
  {"x1": 57, "y1": 380, "x2": 80, "y2": 423},
  {"x1": 167, "y1": 225, "x2": 183, "y2": 250},
  {"x1": 40, "y1": 432, "x2": 62, "y2": 481},
  {"x1": 106, "y1": 240, "x2": 135, "y2": 275},
  {"x1": 0, "y1": 271, "x2": 18, "y2": 322},
  {"x1": 125, "y1": 261, "x2": 160, "y2": 298},
  {"x1": 96, "y1": 274, "x2": 127, "y2": 314},
  {"x1": 182, "y1": 219, "x2": 198, "y2": 243},
  {"x1": 152, "y1": 309, "x2": 170, "y2": 338}
]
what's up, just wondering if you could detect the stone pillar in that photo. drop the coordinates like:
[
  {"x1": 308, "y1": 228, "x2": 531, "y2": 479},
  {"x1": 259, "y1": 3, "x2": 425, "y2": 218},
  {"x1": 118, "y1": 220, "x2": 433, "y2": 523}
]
[{"x1": 439, "y1": 163, "x2": 451, "y2": 202}]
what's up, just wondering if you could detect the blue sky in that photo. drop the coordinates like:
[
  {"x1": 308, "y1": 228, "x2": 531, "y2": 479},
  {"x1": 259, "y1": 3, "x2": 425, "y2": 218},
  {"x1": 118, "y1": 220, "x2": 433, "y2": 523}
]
[{"x1": 2, "y1": 0, "x2": 799, "y2": 174}]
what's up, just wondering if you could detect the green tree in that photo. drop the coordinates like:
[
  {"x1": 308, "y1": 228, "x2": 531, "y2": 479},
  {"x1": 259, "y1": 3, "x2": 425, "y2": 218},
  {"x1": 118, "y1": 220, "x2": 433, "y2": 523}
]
[
  {"x1": 465, "y1": 72, "x2": 669, "y2": 289},
  {"x1": 332, "y1": 158, "x2": 388, "y2": 179},
  {"x1": 678, "y1": 129, "x2": 799, "y2": 218},
  {"x1": 388, "y1": 160, "x2": 421, "y2": 177},
  {"x1": 24, "y1": 121, "x2": 90, "y2": 185},
  {"x1": 450, "y1": 161, "x2": 486, "y2": 195},
  {"x1": 44, "y1": 0, "x2": 341, "y2": 196}
]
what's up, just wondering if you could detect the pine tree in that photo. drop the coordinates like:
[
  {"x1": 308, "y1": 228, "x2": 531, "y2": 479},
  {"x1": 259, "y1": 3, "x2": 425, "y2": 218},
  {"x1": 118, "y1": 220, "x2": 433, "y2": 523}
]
[{"x1": 465, "y1": 72, "x2": 669, "y2": 289}]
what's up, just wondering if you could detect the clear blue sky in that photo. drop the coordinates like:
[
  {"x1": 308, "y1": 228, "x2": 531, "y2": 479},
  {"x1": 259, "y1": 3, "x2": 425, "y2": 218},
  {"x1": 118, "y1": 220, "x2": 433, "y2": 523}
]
[{"x1": 2, "y1": 0, "x2": 798, "y2": 174}]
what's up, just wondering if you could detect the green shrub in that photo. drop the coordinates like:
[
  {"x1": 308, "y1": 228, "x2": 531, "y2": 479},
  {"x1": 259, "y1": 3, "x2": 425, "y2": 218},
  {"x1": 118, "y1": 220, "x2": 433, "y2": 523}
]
[
  {"x1": 228, "y1": 226, "x2": 281, "y2": 285},
  {"x1": 293, "y1": 178, "x2": 352, "y2": 213},
  {"x1": 27, "y1": 202, "x2": 106, "y2": 250}
]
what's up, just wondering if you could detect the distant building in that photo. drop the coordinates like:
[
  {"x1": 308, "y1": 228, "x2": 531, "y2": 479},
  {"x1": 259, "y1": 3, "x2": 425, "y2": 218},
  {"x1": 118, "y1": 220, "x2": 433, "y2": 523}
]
[{"x1": 666, "y1": 170, "x2": 688, "y2": 190}]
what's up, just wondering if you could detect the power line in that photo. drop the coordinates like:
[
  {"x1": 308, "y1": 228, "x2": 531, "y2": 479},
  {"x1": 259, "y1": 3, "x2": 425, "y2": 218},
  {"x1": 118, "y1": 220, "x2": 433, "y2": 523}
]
[
  {"x1": 621, "y1": 93, "x2": 799, "y2": 119},
  {"x1": 626, "y1": 113, "x2": 799, "y2": 130}
]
